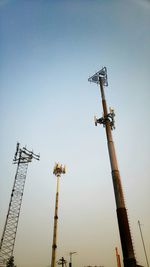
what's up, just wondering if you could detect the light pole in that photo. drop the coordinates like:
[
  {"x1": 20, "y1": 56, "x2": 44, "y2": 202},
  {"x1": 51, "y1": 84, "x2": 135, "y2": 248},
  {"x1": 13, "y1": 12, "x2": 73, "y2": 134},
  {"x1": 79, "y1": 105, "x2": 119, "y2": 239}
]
[
  {"x1": 69, "y1": 252, "x2": 77, "y2": 267},
  {"x1": 50, "y1": 163, "x2": 66, "y2": 267},
  {"x1": 88, "y1": 67, "x2": 137, "y2": 267}
]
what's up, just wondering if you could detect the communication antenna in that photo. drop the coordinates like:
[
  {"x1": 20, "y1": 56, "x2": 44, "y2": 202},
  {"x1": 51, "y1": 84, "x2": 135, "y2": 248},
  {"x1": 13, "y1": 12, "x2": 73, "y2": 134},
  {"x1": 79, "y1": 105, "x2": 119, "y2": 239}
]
[
  {"x1": 50, "y1": 163, "x2": 66, "y2": 267},
  {"x1": 0, "y1": 143, "x2": 40, "y2": 267},
  {"x1": 88, "y1": 67, "x2": 137, "y2": 267}
]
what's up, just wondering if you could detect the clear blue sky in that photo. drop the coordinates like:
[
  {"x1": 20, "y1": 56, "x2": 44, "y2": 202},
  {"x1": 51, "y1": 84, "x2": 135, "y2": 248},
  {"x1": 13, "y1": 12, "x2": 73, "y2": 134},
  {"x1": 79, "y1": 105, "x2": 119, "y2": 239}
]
[{"x1": 0, "y1": 1, "x2": 150, "y2": 267}]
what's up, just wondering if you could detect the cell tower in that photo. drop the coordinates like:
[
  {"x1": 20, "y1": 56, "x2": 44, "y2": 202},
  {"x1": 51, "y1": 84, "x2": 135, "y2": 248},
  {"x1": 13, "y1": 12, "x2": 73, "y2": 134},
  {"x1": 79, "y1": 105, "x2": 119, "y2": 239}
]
[
  {"x1": 88, "y1": 67, "x2": 137, "y2": 267},
  {"x1": 0, "y1": 143, "x2": 40, "y2": 267},
  {"x1": 51, "y1": 163, "x2": 66, "y2": 267}
]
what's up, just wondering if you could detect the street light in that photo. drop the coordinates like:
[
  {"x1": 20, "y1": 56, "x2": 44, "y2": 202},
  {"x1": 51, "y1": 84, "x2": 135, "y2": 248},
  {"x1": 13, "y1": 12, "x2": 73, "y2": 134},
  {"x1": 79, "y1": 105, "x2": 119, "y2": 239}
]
[{"x1": 69, "y1": 252, "x2": 77, "y2": 267}]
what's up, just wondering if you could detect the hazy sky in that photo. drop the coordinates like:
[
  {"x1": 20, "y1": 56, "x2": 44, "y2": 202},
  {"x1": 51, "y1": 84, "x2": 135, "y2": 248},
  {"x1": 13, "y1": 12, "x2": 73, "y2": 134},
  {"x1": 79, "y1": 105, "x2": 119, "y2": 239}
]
[{"x1": 0, "y1": 1, "x2": 150, "y2": 267}]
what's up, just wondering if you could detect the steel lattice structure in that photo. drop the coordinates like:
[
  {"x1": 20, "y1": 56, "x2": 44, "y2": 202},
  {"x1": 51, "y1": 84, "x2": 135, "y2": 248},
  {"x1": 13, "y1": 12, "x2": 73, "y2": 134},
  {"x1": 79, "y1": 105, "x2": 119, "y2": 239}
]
[{"x1": 0, "y1": 143, "x2": 39, "y2": 267}]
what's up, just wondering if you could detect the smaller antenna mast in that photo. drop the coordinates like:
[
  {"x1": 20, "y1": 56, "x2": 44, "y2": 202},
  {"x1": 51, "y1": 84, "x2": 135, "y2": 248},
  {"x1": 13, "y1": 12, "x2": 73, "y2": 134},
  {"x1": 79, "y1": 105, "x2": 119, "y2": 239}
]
[
  {"x1": 138, "y1": 220, "x2": 149, "y2": 267},
  {"x1": 50, "y1": 163, "x2": 66, "y2": 267},
  {"x1": 115, "y1": 247, "x2": 121, "y2": 267}
]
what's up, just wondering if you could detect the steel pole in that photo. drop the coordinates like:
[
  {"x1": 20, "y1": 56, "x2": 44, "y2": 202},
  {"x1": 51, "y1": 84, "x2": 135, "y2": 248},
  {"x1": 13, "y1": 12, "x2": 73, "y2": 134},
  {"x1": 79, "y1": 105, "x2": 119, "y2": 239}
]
[
  {"x1": 51, "y1": 175, "x2": 60, "y2": 267},
  {"x1": 138, "y1": 221, "x2": 149, "y2": 267},
  {"x1": 116, "y1": 247, "x2": 121, "y2": 267},
  {"x1": 99, "y1": 77, "x2": 137, "y2": 267}
]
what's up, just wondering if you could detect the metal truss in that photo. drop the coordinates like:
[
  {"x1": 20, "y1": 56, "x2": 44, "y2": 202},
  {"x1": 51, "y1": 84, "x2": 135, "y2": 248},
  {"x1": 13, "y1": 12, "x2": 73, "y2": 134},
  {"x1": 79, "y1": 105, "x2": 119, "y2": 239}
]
[{"x1": 0, "y1": 143, "x2": 39, "y2": 267}]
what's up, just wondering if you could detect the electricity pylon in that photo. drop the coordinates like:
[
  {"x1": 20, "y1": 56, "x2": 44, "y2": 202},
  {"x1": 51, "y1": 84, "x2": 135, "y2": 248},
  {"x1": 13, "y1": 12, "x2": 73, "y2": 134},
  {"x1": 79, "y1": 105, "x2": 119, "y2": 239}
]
[
  {"x1": 50, "y1": 163, "x2": 66, "y2": 267},
  {"x1": 88, "y1": 67, "x2": 137, "y2": 267},
  {"x1": 0, "y1": 143, "x2": 40, "y2": 267}
]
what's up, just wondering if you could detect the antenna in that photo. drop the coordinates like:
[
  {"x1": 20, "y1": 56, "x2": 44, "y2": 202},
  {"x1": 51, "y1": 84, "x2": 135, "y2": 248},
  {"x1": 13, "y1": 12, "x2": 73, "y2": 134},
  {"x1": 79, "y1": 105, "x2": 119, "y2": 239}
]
[
  {"x1": 115, "y1": 247, "x2": 121, "y2": 267},
  {"x1": 88, "y1": 67, "x2": 137, "y2": 267},
  {"x1": 138, "y1": 220, "x2": 149, "y2": 267},
  {"x1": 50, "y1": 163, "x2": 66, "y2": 267}
]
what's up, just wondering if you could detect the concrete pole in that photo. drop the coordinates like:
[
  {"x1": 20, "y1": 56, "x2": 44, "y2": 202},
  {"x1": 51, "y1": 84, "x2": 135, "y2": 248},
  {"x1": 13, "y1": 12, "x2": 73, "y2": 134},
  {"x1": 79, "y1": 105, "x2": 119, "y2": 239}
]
[
  {"x1": 58, "y1": 257, "x2": 66, "y2": 267},
  {"x1": 99, "y1": 77, "x2": 137, "y2": 267}
]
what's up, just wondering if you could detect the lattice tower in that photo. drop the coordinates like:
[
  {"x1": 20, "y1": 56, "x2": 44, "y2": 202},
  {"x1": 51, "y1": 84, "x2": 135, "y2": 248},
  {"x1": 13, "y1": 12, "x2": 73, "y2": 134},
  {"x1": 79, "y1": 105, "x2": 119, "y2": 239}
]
[{"x1": 0, "y1": 143, "x2": 39, "y2": 267}]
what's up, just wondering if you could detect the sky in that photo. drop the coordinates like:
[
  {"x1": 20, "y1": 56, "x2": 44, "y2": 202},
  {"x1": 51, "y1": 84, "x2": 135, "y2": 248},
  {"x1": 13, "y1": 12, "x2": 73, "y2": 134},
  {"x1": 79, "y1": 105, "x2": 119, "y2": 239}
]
[{"x1": 0, "y1": 1, "x2": 150, "y2": 267}]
